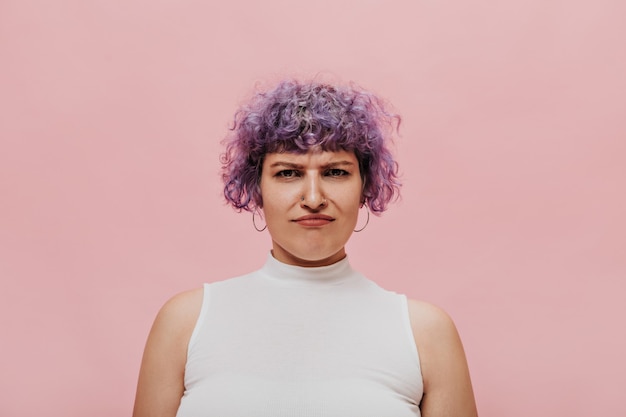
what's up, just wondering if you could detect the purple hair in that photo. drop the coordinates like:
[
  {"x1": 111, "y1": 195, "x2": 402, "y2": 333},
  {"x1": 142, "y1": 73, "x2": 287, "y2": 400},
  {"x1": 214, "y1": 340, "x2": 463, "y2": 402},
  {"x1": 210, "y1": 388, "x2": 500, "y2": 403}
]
[{"x1": 221, "y1": 79, "x2": 401, "y2": 213}]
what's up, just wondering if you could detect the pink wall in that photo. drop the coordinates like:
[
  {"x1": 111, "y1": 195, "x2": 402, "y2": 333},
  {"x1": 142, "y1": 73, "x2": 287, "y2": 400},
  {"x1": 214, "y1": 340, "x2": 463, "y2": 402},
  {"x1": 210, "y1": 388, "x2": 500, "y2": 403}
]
[{"x1": 1, "y1": 1, "x2": 625, "y2": 415}]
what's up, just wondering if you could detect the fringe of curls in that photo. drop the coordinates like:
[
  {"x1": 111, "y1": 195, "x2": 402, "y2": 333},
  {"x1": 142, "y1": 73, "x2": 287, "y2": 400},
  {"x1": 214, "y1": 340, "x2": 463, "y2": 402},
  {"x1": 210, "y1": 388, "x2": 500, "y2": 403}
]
[{"x1": 220, "y1": 79, "x2": 401, "y2": 214}]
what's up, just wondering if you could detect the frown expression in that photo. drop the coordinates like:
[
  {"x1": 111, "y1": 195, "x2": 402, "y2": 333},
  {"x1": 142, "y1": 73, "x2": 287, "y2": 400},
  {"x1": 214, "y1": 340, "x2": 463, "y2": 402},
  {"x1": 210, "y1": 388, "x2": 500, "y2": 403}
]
[{"x1": 259, "y1": 149, "x2": 363, "y2": 267}]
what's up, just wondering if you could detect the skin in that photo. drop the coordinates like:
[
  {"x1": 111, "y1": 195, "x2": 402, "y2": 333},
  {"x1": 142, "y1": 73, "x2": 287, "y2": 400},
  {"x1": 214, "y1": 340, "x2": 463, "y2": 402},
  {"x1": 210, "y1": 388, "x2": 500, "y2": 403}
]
[
  {"x1": 133, "y1": 149, "x2": 478, "y2": 417},
  {"x1": 259, "y1": 149, "x2": 362, "y2": 267}
]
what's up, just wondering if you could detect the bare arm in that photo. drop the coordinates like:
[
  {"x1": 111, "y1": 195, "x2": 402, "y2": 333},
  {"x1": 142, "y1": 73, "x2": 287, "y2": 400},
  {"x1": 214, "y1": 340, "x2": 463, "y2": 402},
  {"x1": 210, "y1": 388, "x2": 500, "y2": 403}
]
[
  {"x1": 132, "y1": 288, "x2": 203, "y2": 417},
  {"x1": 408, "y1": 300, "x2": 478, "y2": 417}
]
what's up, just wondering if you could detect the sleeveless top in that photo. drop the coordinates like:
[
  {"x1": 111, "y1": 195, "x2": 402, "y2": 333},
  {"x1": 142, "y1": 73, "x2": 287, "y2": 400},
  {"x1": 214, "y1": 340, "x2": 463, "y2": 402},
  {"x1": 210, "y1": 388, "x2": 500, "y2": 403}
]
[{"x1": 176, "y1": 254, "x2": 423, "y2": 417}]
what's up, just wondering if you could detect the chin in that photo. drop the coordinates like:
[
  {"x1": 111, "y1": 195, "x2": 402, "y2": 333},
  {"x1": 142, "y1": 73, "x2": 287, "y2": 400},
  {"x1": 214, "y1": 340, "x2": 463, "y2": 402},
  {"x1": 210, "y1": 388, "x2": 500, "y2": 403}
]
[{"x1": 298, "y1": 249, "x2": 345, "y2": 265}]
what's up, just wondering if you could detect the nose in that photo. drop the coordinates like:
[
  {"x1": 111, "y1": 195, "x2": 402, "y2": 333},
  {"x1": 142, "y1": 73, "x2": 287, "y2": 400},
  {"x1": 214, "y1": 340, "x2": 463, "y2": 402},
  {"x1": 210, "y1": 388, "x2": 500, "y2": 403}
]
[{"x1": 300, "y1": 175, "x2": 327, "y2": 209}]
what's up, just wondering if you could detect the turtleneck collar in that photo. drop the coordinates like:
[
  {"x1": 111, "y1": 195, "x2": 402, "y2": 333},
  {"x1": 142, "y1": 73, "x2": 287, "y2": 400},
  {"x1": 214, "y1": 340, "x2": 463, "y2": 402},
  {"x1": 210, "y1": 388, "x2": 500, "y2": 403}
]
[{"x1": 259, "y1": 252, "x2": 358, "y2": 286}]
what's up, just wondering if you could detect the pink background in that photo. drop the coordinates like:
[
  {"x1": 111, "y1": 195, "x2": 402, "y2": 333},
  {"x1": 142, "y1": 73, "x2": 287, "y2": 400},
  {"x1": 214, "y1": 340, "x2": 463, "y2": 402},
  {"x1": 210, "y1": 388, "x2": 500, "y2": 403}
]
[{"x1": 1, "y1": 1, "x2": 625, "y2": 416}]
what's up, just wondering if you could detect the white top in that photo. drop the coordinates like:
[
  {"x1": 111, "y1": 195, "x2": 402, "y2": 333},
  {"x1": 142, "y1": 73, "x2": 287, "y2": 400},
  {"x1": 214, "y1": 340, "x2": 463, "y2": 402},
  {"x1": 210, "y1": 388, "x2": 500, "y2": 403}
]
[{"x1": 176, "y1": 254, "x2": 423, "y2": 417}]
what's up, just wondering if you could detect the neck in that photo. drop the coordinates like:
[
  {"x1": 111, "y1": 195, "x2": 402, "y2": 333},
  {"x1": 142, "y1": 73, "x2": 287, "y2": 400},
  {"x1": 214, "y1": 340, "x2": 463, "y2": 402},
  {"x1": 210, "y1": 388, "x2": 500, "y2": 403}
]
[{"x1": 270, "y1": 247, "x2": 347, "y2": 268}]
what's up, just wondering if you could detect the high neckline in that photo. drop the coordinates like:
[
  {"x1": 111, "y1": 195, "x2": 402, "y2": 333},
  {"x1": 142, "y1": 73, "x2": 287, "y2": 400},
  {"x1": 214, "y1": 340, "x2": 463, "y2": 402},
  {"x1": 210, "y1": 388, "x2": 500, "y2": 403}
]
[{"x1": 259, "y1": 252, "x2": 358, "y2": 286}]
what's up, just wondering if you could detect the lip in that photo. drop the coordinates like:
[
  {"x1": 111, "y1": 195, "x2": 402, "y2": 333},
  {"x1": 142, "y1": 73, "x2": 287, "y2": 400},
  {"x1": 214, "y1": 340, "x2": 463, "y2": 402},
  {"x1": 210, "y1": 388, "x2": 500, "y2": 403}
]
[{"x1": 293, "y1": 214, "x2": 335, "y2": 227}]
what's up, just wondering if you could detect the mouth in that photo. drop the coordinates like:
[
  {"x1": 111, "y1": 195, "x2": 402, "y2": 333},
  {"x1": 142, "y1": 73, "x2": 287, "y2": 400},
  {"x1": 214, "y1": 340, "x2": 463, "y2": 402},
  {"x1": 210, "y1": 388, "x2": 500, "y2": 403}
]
[{"x1": 293, "y1": 214, "x2": 335, "y2": 227}]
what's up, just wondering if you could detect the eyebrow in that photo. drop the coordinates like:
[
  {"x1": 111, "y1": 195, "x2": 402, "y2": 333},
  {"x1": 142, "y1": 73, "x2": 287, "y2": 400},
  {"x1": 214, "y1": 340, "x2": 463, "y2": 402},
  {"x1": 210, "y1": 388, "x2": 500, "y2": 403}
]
[{"x1": 268, "y1": 161, "x2": 356, "y2": 169}]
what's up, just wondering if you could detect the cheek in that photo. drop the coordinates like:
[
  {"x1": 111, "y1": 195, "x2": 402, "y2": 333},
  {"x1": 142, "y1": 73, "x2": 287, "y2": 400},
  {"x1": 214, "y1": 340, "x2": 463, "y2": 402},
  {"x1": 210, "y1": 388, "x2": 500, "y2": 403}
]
[
  {"x1": 261, "y1": 195, "x2": 288, "y2": 222},
  {"x1": 348, "y1": 188, "x2": 364, "y2": 210},
  {"x1": 258, "y1": 180, "x2": 276, "y2": 212}
]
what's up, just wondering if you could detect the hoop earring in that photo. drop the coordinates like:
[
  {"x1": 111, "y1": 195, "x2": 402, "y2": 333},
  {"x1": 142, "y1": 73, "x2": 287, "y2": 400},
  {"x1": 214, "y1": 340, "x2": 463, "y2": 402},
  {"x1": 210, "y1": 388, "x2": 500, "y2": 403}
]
[
  {"x1": 354, "y1": 204, "x2": 370, "y2": 232},
  {"x1": 252, "y1": 209, "x2": 267, "y2": 232}
]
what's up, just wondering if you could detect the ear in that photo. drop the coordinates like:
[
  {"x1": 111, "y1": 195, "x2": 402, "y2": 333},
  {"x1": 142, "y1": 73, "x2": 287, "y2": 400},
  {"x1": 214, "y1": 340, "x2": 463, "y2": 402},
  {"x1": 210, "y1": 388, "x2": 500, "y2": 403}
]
[
  {"x1": 360, "y1": 180, "x2": 368, "y2": 207},
  {"x1": 253, "y1": 182, "x2": 264, "y2": 209}
]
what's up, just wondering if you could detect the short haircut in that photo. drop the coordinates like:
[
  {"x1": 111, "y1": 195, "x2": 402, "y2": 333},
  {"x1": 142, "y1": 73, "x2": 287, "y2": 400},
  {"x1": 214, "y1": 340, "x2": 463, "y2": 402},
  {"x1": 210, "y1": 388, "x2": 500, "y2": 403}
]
[{"x1": 221, "y1": 79, "x2": 401, "y2": 213}]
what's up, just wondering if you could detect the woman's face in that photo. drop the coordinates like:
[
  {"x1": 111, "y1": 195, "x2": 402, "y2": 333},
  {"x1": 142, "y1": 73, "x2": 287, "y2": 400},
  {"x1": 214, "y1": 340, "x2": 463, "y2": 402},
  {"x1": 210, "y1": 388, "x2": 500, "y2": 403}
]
[{"x1": 259, "y1": 149, "x2": 363, "y2": 267}]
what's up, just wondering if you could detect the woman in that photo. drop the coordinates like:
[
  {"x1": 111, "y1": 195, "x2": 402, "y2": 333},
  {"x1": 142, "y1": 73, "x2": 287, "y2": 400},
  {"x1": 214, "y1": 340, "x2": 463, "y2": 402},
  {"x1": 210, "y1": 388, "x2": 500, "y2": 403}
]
[{"x1": 133, "y1": 80, "x2": 478, "y2": 417}]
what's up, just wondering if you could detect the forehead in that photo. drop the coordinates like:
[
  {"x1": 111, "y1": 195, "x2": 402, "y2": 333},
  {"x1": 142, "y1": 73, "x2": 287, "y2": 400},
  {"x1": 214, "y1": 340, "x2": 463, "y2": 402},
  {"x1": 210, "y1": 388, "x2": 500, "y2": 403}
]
[{"x1": 263, "y1": 149, "x2": 358, "y2": 167}]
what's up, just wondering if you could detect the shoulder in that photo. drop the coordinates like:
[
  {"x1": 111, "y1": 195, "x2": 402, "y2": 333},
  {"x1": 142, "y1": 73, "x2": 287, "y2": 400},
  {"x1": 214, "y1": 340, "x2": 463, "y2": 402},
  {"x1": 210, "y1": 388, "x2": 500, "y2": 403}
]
[
  {"x1": 133, "y1": 288, "x2": 205, "y2": 417},
  {"x1": 142, "y1": 287, "x2": 205, "y2": 360},
  {"x1": 153, "y1": 287, "x2": 204, "y2": 339},
  {"x1": 406, "y1": 299, "x2": 478, "y2": 416},
  {"x1": 406, "y1": 299, "x2": 466, "y2": 384},
  {"x1": 406, "y1": 299, "x2": 458, "y2": 339},
  {"x1": 160, "y1": 287, "x2": 204, "y2": 315},
  {"x1": 406, "y1": 299, "x2": 465, "y2": 366}
]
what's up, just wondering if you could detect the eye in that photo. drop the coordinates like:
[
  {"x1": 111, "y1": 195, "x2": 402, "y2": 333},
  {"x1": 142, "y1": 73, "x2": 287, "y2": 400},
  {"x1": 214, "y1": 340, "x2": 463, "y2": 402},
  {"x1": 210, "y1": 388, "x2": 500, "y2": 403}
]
[
  {"x1": 275, "y1": 169, "x2": 301, "y2": 178},
  {"x1": 326, "y1": 168, "x2": 349, "y2": 177}
]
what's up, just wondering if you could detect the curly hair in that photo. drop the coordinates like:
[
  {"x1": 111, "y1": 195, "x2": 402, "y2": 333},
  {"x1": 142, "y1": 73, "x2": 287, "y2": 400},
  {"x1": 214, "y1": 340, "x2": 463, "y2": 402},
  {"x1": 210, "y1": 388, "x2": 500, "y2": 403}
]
[{"x1": 221, "y1": 79, "x2": 401, "y2": 213}]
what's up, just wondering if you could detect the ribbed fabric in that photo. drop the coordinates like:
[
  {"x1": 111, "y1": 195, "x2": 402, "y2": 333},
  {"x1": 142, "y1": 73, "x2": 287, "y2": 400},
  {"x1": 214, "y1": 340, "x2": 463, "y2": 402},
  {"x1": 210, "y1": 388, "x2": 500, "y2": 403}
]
[{"x1": 176, "y1": 253, "x2": 423, "y2": 417}]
